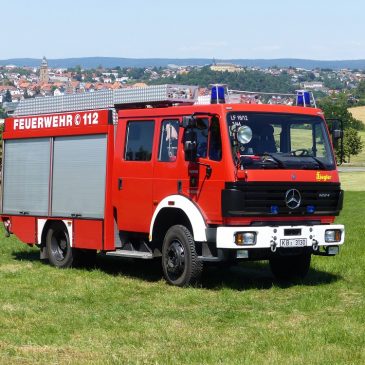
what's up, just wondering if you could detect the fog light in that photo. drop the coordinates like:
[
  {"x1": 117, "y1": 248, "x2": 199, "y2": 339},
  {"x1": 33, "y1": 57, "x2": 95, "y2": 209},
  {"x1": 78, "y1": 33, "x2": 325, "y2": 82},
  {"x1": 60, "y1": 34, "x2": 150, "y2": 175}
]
[
  {"x1": 235, "y1": 232, "x2": 256, "y2": 246},
  {"x1": 325, "y1": 229, "x2": 342, "y2": 243},
  {"x1": 237, "y1": 250, "x2": 249, "y2": 259},
  {"x1": 326, "y1": 246, "x2": 339, "y2": 255}
]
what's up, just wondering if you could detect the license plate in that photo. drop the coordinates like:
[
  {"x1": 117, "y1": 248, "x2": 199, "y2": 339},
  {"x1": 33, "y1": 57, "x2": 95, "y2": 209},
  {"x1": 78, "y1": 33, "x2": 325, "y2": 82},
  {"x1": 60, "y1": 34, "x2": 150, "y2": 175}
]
[{"x1": 280, "y1": 238, "x2": 307, "y2": 247}]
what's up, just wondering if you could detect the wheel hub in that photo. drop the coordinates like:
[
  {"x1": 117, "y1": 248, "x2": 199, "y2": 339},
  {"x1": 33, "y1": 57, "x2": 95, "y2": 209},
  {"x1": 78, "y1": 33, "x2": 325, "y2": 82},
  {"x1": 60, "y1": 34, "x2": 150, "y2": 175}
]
[
  {"x1": 166, "y1": 240, "x2": 185, "y2": 276},
  {"x1": 50, "y1": 232, "x2": 68, "y2": 261}
]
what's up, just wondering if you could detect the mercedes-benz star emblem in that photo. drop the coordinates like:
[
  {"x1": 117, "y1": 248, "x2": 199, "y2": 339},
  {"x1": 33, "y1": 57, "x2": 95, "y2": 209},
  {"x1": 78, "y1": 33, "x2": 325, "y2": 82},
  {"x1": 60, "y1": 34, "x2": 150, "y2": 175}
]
[{"x1": 285, "y1": 189, "x2": 301, "y2": 209}]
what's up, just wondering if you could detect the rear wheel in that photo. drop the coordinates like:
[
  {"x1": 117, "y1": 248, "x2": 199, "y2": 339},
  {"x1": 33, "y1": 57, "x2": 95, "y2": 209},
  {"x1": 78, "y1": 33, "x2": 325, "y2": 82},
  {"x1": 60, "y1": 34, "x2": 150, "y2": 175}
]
[
  {"x1": 269, "y1": 252, "x2": 311, "y2": 281},
  {"x1": 46, "y1": 222, "x2": 97, "y2": 268},
  {"x1": 162, "y1": 225, "x2": 202, "y2": 287},
  {"x1": 46, "y1": 222, "x2": 73, "y2": 268}
]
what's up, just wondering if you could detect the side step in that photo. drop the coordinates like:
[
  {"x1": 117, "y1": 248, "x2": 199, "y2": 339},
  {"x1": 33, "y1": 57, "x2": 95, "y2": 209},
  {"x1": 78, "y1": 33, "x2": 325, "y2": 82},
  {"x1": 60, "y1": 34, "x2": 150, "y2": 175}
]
[{"x1": 105, "y1": 250, "x2": 153, "y2": 259}]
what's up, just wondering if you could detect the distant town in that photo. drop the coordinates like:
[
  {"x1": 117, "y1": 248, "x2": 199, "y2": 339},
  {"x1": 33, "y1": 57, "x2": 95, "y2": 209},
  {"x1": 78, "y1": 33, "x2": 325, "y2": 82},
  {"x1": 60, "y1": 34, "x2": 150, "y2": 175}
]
[{"x1": 1, "y1": 57, "x2": 365, "y2": 115}]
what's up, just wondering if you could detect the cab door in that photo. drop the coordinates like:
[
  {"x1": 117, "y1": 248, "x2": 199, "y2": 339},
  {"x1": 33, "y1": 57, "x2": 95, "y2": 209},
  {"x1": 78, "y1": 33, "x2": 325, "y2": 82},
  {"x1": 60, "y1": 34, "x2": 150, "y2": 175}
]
[
  {"x1": 153, "y1": 118, "x2": 181, "y2": 206},
  {"x1": 180, "y1": 115, "x2": 227, "y2": 224},
  {"x1": 114, "y1": 119, "x2": 156, "y2": 233}
]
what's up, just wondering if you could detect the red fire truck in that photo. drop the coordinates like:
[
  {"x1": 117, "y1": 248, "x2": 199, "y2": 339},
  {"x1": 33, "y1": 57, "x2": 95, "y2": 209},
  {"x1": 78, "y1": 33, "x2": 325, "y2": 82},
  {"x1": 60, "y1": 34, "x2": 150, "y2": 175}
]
[{"x1": 1, "y1": 85, "x2": 345, "y2": 286}]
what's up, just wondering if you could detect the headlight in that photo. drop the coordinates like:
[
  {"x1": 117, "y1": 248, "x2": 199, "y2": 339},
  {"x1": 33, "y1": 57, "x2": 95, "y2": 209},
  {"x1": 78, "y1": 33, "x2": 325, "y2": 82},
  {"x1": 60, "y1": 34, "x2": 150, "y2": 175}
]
[
  {"x1": 235, "y1": 232, "x2": 256, "y2": 246},
  {"x1": 237, "y1": 125, "x2": 253, "y2": 145},
  {"x1": 325, "y1": 229, "x2": 342, "y2": 243}
]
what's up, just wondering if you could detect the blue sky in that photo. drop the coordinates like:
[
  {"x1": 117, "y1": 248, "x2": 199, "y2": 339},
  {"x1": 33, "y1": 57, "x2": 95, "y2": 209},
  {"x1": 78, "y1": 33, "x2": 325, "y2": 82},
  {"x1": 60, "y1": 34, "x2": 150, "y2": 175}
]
[{"x1": 2, "y1": 0, "x2": 365, "y2": 60}]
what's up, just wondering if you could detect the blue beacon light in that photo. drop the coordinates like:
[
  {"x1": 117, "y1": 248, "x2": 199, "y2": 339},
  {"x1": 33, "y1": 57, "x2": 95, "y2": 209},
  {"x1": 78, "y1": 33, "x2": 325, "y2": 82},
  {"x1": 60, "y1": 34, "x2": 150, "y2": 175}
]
[
  {"x1": 211, "y1": 85, "x2": 225, "y2": 104},
  {"x1": 296, "y1": 90, "x2": 311, "y2": 107}
]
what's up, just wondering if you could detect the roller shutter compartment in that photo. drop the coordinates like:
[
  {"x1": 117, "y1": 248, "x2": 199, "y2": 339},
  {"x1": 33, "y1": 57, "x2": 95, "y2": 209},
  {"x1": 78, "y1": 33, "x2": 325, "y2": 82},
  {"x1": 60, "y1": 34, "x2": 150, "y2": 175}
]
[
  {"x1": 51, "y1": 134, "x2": 107, "y2": 219},
  {"x1": 2, "y1": 138, "x2": 50, "y2": 215}
]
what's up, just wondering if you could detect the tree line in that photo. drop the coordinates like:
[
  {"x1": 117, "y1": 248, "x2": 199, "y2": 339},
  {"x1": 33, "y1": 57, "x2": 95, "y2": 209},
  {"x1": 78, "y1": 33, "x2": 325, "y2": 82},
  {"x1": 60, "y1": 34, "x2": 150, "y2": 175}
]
[{"x1": 152, "y1": 66, "x2": 295, "y2": 93}]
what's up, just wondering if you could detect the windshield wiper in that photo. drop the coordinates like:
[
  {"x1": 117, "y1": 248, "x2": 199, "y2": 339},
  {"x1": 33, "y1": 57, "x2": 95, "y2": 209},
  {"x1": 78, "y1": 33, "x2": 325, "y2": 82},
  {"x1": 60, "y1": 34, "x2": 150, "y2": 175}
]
[
  {"x1": 305, "y1": 156, "x2": 327, "y2": 170},
  {"x1": 256, "y1": 153, "x2": 287, "y2": 168},
  {"x1": 288, "y1": 153, "x2": 328, "y2": 170}
]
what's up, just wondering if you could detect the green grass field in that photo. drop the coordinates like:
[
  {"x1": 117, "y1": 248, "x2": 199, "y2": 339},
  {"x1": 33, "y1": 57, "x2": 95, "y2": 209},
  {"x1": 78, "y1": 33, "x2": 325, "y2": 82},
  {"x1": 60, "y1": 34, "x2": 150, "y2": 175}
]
[
  {"x1": 0, "y1": 192, "x2": 364, "y2": 365},
  {"x1": 339, "y1": 171, "x2": 365, "y2": 191}
]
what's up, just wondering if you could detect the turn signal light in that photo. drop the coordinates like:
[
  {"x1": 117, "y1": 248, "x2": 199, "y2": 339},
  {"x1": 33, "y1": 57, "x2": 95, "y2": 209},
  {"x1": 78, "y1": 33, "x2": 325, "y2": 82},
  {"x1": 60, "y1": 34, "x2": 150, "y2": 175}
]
[{"x1": 325, "y1": 229, "x2": 342, "y2": 243}]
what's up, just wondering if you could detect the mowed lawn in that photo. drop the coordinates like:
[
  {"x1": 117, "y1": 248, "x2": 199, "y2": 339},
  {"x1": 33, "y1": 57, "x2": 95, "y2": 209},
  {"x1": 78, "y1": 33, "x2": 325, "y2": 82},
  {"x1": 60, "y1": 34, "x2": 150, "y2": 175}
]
[
  {"x1": 349, "y1": 106, "x2": 365, "y2": 124},
  {"x1": 0, "y1": 192, "x2": 364, "y2": 365}
]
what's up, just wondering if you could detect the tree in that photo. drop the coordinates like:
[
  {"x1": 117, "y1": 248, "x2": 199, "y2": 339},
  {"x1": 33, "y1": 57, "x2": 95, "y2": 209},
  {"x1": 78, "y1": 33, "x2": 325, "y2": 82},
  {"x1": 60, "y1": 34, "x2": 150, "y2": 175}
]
[
  {"x1": 4, "y1": 89, "x2": 12, "y2": 103},
  {"x1": 0, "y1": 106, "x2": 7, "y2": 118},
  {"x1": 318, "y1": 96, "x2": 364, "y2": 130},
  {"x1": 342, "y1": 128, "x2": 364, "y2": 163},
  {"x1": 356, "y1": 80, "x2": 365, "y2": 96},
  {"x1": 318, "y1": 96, "x2": 364, "y2": 162}
]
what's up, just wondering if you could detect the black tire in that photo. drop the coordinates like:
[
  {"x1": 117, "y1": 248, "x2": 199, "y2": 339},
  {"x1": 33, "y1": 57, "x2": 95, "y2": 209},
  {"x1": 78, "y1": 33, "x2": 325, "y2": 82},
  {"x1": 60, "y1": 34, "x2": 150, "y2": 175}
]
[
  {"x1": 46, "y1": 221, "x2": 73, "y2": 268},
  {"x1": 269, "y1": 253, "x2": 311, "y2": 281},
  {"x1": 162, "y1": 225, "x2": 203, "y2": 287}
]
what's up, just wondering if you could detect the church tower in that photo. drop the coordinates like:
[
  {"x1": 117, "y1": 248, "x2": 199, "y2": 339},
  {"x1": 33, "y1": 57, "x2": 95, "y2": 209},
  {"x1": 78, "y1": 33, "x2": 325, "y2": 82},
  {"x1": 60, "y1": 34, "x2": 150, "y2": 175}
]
[{"x1": 39, "y1": 56, "x2": 49, "y2": 83}]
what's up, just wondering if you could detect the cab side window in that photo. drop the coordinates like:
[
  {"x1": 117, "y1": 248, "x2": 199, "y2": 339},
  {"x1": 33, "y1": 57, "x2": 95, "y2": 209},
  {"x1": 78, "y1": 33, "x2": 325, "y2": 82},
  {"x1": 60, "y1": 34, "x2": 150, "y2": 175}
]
[
  {"x1": 195, "y1": 118, "x2": 208, "y2": 158},
  {"x1": 124, "y1": 121, "x2": 154, "y2": 161},
  {"x1": 209, "y1": 116, "x2": 222, "y2": 161},
  {"x1": 158, "y1": 120, "x2": 179, "y2": 162}
]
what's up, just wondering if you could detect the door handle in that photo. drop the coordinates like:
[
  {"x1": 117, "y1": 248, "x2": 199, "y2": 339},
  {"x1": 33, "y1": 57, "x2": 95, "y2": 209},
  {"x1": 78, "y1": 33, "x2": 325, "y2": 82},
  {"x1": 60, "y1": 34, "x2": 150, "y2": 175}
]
[{"x1": 118, "y1": 178, "x2": 123, "y2": 190}]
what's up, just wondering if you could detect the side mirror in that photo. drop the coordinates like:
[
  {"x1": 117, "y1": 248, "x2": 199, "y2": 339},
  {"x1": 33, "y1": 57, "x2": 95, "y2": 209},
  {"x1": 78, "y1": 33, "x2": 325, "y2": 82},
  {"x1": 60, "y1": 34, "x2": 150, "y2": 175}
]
[
  {"x1": 330, "y1": 119, "x2": 343, "y2": 148},
  {"x1": 327, "y1": 118, "x2": 344, "y2": 164},
  {"x1": 183, "y1": 128, "x2": 197, "y2": 161}
]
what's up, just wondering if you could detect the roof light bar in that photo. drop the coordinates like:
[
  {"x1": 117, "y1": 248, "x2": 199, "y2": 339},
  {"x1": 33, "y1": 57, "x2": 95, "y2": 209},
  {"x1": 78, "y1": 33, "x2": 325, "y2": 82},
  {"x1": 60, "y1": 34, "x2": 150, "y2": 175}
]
[
  {"x1": 210, "y1": 84, "x2": 226, "y2": 104},
  {"x1": 226, "y1": 88, "x2": 316, "y2": 107}
]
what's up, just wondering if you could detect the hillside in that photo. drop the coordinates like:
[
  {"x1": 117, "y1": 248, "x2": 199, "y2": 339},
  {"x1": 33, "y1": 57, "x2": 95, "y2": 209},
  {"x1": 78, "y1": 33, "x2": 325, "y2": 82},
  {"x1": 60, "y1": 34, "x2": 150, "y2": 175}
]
[{"x1": 1, "y1": 57, "x2": 365, "y2": 70}]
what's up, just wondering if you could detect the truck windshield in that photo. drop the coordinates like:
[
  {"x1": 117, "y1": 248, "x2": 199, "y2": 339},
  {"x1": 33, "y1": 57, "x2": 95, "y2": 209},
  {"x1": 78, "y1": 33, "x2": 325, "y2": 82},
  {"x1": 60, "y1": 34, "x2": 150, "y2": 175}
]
[{"x1": 227, "y1": 112, "x2": 335, "y2": 170}]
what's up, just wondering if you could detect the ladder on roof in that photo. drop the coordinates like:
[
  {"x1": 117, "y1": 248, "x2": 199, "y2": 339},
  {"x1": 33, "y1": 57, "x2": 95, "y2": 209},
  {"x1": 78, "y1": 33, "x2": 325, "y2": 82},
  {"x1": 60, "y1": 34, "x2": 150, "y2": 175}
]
[
  {"x1": 13, "y1": 84, "x2": 199, "y2": 116},
  {"x1": 227, "y1": 88, "x2": 317, "y2": 107}
]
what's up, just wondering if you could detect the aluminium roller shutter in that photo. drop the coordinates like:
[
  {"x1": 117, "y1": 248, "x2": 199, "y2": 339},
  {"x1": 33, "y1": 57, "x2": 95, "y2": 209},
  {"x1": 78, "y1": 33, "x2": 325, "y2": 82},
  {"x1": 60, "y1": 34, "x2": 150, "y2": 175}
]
[
  {"x1": 51, "y1": 134, "x2": 107, "y2": 219},
  {"x1": 2, "y1": 138, "x2": 50, "y2": 215}
]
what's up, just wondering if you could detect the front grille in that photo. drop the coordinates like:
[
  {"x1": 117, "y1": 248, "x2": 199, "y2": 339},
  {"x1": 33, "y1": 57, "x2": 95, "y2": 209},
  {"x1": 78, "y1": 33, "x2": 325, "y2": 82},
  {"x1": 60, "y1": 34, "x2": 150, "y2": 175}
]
[{"x1": 222, "y1": 182, "x2": 343, "y2": 217}]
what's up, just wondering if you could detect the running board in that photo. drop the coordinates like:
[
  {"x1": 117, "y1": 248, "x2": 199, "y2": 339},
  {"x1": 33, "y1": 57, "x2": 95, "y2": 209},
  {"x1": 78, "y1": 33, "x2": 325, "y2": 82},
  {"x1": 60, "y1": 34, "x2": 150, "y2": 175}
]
[{"x1": 105, "y1": 250, "x2": 153, "y2": 259}]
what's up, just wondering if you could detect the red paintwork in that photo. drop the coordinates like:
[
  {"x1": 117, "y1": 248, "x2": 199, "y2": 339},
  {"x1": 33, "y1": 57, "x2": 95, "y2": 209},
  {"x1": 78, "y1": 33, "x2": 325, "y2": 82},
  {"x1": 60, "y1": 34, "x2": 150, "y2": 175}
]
[
  {"x1": 102, "y1": 124, "x2": 115, "y2": 250},
  {"x1": 1, "y1": 102, "x2": 340, "y2": 249},
  {"x1": 113, "y1": 118, "x2": 156, "y2": 232},
  {"x1": 245, "y1": 169, "x2": 339, "y2": 183},
  {"x1": 74, "y1": 220, "x2": 103, "y2": 250},
  {"x1": 112, "y1": 103, "x2": 338, "y2": 232},
  {"x1": 224, "y1": 216, "x2": 335, "y2": 226},
  {"x1": 3, "y1": 110, "x2": 111, "y2": 139},
  {"x1": 1, "y1": 109, "x2": 113, "y2": 250},
  {"x1": 9, "y1": 216, "x2": 37, "y2": 244}
]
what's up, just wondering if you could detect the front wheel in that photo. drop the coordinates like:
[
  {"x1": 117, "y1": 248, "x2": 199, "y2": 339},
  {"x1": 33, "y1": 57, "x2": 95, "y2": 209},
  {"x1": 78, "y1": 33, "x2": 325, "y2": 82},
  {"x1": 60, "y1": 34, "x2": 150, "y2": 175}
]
[
  {"x1": 162, "y1": 225, "x2": 203, "y2": 287},
  {"x1": 269, "y1": 252, "x2": 311, "y2": 281}
]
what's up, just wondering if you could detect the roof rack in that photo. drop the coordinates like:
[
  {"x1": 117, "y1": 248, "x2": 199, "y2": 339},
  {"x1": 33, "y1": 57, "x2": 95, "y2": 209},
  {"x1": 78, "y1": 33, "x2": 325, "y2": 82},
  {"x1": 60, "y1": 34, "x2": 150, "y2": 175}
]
[
  {"x1": 13, "y1": 84, "x2": 199, "y2": 116},
  {"x1": 226, "y1": 88, "x2": 317, "y2": 108}
]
